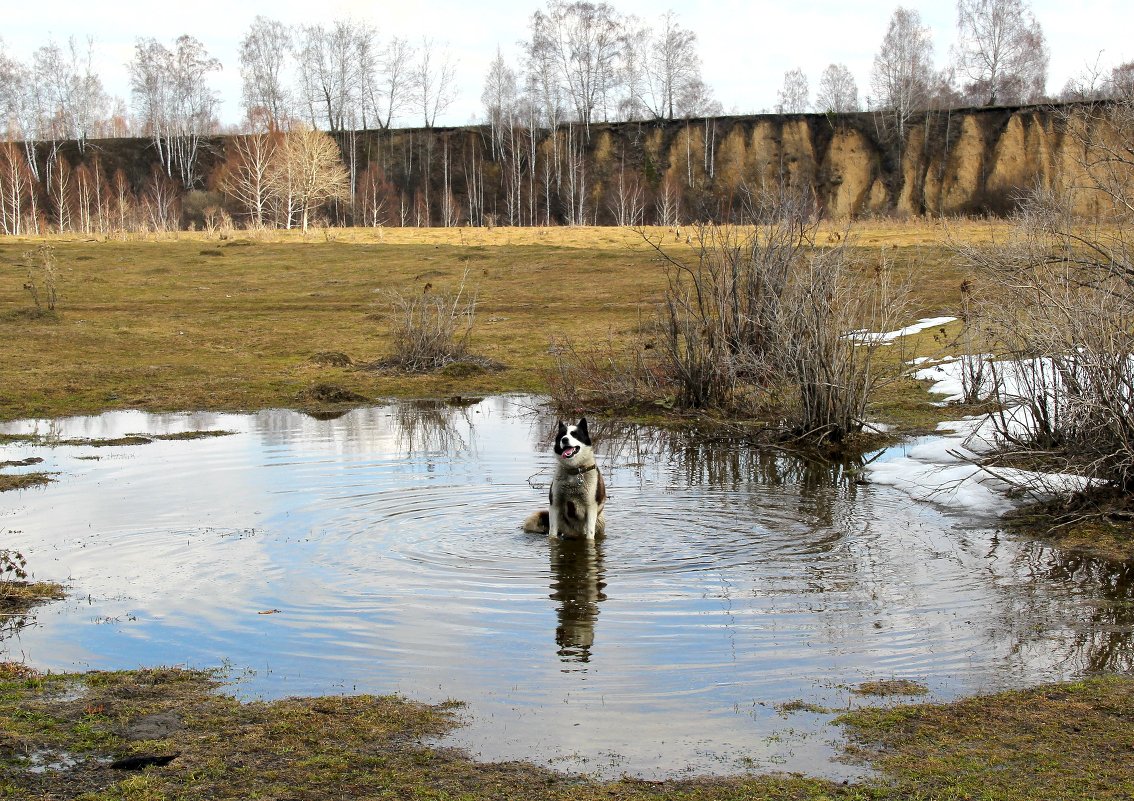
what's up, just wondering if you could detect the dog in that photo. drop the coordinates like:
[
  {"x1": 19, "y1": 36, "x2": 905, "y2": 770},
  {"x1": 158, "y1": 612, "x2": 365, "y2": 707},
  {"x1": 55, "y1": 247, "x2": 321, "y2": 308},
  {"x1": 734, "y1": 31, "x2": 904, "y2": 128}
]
[{"x1": 523, "y1": 417, "x2": 607, "y2": 539}]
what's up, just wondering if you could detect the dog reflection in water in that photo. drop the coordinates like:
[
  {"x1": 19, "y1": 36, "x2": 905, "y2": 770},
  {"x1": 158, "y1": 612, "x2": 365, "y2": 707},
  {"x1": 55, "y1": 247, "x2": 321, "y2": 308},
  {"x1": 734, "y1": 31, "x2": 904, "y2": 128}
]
[{"x1": 548, "y1": 536, "x2": 606, "y2": 663}]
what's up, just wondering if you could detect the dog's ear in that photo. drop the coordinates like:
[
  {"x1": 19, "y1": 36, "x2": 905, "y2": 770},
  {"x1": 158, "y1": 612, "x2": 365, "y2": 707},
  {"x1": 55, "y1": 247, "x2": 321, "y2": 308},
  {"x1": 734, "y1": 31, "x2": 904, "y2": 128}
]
[
  {"x1": 575, "y1": 417, "x2": 591, "y2": 444},
  {"x1": 555, "y1": 419, "x2": 566, "y2": 437}
]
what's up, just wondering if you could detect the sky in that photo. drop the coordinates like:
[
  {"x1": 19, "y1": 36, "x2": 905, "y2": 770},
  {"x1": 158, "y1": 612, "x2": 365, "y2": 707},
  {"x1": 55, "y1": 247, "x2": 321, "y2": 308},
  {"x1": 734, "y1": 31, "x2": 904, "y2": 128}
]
[{"x1": 3, "y1": 0, "x2": 1132, "y2": 128}]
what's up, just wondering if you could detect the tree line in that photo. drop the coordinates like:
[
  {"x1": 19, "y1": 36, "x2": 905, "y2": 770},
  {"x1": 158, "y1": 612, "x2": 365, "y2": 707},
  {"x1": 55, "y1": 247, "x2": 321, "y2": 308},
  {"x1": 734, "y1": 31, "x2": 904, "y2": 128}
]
[{"x1": 0, "y1": 0, "x2": 1131, "y2": 235}]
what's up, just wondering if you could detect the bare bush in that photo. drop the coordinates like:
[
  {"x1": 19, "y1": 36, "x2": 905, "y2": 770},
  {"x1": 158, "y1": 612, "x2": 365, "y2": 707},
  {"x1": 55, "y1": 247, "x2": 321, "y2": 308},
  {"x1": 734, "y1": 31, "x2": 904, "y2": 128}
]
[
  {"x1": 381, "y1": 277, "x2": 478, "y2": 372},
  {"x1": 781, "y1": 246, "x2": 910, "y2": 441},
  {"x1": 954, "y1": 111, "x2": 1134, "y2": 491},
  {"x1": 550, "y1": 186, "x2": 909, "y2": 443},
  {"x1": 547, "y1": 331, "x2": 667, "y2": 413},
  {"x1": 652, "y1": 187, "x2": 817, "y2": 409},
  {"x1": 21, "y1": 243, "x2": 58, "y2": 314}
]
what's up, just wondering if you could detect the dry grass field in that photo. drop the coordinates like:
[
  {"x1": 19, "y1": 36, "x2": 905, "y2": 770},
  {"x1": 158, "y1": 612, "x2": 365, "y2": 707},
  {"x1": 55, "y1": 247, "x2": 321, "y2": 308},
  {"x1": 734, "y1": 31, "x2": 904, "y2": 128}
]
[{"x1": 0, "y1": 220, "x2": 998, "y2": 423}]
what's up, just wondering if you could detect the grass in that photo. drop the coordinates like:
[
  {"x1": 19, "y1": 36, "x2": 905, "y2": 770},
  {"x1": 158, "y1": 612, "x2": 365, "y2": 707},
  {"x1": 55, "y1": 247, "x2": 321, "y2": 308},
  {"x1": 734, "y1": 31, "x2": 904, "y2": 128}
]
[
  {"x1": 839, "y1": 676, "x2": 1134, "y2": 800},
  {"x1": 0, "y1": 223, "x2": 981, "y2": 424},
  {"x1": 1, "y1": 667, "x2": 1132, "y2": 800}
]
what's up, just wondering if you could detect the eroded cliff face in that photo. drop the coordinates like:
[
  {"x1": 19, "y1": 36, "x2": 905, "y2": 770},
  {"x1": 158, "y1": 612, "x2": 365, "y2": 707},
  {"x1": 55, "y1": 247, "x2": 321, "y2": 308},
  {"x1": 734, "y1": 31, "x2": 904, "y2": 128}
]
[{"x1": 597, "y1": 104, "x2": 1118, "y2": 219}]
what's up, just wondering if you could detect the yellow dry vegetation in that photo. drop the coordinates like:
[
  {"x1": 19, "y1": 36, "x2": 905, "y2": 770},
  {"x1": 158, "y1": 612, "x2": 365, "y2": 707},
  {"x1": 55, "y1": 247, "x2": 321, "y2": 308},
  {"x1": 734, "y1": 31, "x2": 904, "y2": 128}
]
[{"x1": 0, "y1": 221, "x2": 995, "y2": 422}]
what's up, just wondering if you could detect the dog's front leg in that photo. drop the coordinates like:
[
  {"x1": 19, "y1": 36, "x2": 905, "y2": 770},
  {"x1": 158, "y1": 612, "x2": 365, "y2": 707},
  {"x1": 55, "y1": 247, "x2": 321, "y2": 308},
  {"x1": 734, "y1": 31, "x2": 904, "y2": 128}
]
[
  {"x1": 548, "y1": 506, "x2": 560, "y2": 539},
  {"x1": 583, "y1": 506, "x2": 598, "y2": 539}
]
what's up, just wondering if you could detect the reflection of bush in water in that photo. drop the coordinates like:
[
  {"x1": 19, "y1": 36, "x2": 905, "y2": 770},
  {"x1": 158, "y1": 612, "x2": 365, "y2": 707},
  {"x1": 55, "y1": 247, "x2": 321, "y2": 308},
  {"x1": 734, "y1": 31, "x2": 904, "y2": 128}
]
[
  {"x1": 597, "y1": 423, "x2": 866, "y2": 532},
  {"x1": 1008, "y1": 544, "x2": 1134, "y2": 675},
  {"x1": 1, "y1": 549, "x2": 64, "y2": 647},
  {"x1": 393, "y1": 400, "x2": 473, "y2": 456}
]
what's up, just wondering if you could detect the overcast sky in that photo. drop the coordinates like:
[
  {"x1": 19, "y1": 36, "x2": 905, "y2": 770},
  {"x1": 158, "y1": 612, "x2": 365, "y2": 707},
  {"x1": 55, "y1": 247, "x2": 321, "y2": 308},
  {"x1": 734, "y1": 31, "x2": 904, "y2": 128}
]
[{"x1": 4, "y1": 0, "x2": 1132, "y2": 128}]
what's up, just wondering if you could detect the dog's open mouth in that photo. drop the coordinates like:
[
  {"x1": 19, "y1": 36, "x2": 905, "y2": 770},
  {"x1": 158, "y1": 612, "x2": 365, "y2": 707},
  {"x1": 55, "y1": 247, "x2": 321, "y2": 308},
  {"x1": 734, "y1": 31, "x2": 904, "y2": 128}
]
[{"x1": 561, "y1": 446, "x2": 579, "y2": 459}]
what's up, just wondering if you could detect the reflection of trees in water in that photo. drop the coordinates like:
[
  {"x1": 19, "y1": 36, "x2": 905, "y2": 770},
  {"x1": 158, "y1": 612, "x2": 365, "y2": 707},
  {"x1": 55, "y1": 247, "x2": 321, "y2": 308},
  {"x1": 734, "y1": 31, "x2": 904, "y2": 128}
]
[
  {"x1": 252, "y1": 402, "x2": 475, "y2": 458},
  {"x1": 599, "y1": 423, "x2": 867, "y2": 533},
  {"x1": 548, "y1": 538, "x2": 606, "y2": 665},
  {"x1": 999, "y1": 542, "x2": 1134, "y2": 674},
  {"x1": 393, "y1": 400, "x2": 474, "y2": 457}
]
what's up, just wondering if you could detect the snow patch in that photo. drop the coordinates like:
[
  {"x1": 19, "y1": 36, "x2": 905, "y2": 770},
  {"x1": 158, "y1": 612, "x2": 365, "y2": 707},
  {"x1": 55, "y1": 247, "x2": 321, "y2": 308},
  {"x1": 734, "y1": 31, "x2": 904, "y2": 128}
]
[{"x1": 848, "y1": 316, "x2": 958, "y2": 345}]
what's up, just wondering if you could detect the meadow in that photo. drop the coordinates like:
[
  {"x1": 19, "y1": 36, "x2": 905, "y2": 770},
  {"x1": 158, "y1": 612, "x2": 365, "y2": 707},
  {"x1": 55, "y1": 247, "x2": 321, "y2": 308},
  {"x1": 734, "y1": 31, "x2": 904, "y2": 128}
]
[{"x1": 0, "y1": 221, "x2": 981, "y2": 424}]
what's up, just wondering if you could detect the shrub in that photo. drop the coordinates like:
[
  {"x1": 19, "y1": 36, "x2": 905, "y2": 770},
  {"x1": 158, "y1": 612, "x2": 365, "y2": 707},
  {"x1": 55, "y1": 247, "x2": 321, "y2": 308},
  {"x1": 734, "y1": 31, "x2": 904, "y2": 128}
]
[{"x1": 381, "y1": 275, "x2": 478, "y2": 372}]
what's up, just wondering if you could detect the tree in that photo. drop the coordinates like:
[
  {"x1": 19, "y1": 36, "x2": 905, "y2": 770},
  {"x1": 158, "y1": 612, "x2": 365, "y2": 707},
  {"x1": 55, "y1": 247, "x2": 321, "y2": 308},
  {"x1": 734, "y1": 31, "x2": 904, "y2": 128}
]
[
  {"x1": 217, "y1": 131, "x2": 281, "y2": 227},
  {"x1": 239, "y1": 16, "x2": 292, "y2": 129},
  {"x1": 1110, "y1": 62, "x2": 1134, "y2": 100},
  {"x1": 412, "y1": 38, "x2": 457, "y2": 127},
  {"x1": 374, "y1": 37, "x2": 414, "y2": 129},
  {"x1": 295, "y1": 20, "x2": 375, "y2": 133},
  {"x1": 640, "y1": 11, "x2": 703, "y2": 119},
  {"x1": 32, "y1": 37, "x2": 108, "y2": 151},
  {"x1": 528, "y1": 1, "x2": 624, "y2": 131},
  {"x1": 129, "y1": 35, "x2": 221, "y2": 186},
  {"x1": 776, "y1": 68, "x2": 809, "y2": 113},
  {"x1": 953, "y1": 0, "x2": 1048, "y2": 106},
  {"x1": 281, "y1": 126, "x2": 349, "y2": 231},
  {"x1": 482, "y1": 46, "x2": 519, "y2": 154},
  {"x1": 870, "y1": 7, "x2": 934, "y2": 157},
  {"x1": 815, "y1": 63, "x2": 859, "y2": 112}
]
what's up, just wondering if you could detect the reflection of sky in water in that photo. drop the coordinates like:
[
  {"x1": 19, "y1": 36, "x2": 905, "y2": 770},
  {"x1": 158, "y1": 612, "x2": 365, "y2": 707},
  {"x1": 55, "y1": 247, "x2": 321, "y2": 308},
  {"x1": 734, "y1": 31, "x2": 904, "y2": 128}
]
[{"x1": 2, "y1": 396, "x2": 1133, "y2": 779}]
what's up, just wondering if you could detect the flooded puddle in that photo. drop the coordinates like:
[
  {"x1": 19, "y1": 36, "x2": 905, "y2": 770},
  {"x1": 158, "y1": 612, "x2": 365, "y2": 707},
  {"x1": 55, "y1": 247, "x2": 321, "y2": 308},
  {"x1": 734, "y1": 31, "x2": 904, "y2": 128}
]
[{"x1": 2, "y1": 396, "x2": 1132, "y2": 779}]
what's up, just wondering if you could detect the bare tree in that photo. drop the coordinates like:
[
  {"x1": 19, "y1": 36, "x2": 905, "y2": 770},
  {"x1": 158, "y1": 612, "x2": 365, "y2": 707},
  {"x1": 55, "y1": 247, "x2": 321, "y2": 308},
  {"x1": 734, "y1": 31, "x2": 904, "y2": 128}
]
[
  {"x1": 295, "y1": 20, "x2": 374, "y2": 133},
  {"x1": 953, "y1": 0, "x2": 1048, "y2": 105},
  {"x1": 280, "y1": 125, "x2": 349, "y2": 231},
  {"x1": 776, "y1": 67, "x2": 809, "y2": 113},
  {"x1": 239, "y1": 16, "x2": 292, "y2": 129},
  {"x1": 1110, "y1": 62, "x2": 1134, "y2": 100},
  {"x1": 218, "y1": 131, "x2": 281, "y2": 227},
  {"x1": 815, "y1": 63, "x2": 859, "y2": 112},
  {"x1": 33, "y1": 37, "x2": 108, "y2": 151},
  {"x1": 528, "y1": 0, "x2": 624, "y2": 131},
  {"x1": 374, "y1": 37, "x2": 414, "y2": 129},
  {"x1": 129, "y1": 35, "x2": 221, "y2": 186},
  {"x1": 644, "y1": 11, "x2": 702, "y2": 119},
  {"x1": 412, "y1": 37, "x2": 457, "y2": 127},
  {"x1": 0, "y1": 42, "x2": 42, "y2": 182},
  {"x1": 870, "y1": 7, "x2": 934, "y2": 160},
  {"x1": 482, "y1": 46, "x2": 519, "y2": 155}
]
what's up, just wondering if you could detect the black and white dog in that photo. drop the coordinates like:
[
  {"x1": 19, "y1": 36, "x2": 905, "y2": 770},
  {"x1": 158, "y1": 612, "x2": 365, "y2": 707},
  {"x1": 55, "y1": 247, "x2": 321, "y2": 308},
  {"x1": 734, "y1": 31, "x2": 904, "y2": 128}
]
[{"x1": 524, "y1": 418, "x2": 607, "y2": 539}]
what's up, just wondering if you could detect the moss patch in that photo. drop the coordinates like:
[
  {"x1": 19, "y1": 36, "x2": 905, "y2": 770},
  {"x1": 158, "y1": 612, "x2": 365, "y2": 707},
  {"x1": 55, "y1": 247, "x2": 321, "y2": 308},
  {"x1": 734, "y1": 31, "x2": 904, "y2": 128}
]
[{"x1": 839, "y1": 676, "x2": 1134, "y2": 800}]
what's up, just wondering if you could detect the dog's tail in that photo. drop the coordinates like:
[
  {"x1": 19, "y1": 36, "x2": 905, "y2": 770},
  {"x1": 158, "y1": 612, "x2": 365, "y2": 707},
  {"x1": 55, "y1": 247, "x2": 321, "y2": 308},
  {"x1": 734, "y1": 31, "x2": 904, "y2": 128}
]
[{"x1": 522, "y1": 509, "x2": 550, "y2": 534}]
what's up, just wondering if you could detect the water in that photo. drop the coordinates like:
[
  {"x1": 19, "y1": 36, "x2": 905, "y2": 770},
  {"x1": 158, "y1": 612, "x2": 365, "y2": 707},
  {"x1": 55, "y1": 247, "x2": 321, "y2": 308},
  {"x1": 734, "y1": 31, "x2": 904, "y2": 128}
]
[{"x1": 1, "y1": 396, "x2": 1132, "y2": 779}]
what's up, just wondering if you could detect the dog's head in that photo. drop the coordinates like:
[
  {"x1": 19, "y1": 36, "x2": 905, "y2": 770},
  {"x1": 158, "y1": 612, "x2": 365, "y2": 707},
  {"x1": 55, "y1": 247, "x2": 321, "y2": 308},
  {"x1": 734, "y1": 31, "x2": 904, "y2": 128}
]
[{"x1": 554, "y1": 417, "x2": 593, "y2": 464}]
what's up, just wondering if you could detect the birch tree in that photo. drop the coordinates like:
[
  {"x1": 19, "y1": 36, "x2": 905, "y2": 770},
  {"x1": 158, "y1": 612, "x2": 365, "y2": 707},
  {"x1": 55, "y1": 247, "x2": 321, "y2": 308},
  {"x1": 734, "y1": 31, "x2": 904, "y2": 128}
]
[
  {"x1": 295, "y1": 20, "x2": 374, "y2": 133},
  {"x1": 239, "y1": 16, "x2": 292, "y2": 129},
  {"x1": 528, "y1": 1, "x2": 624, "y2": 131},
  {"x1": 374, "y1": 37, "x2": 414, "y2": 129},
  {"x1": 642, "y1": 11, "x2": 702, "y2": 119},
  {"x1": 776, "y1": 68, "x2": 809, "y2": 113},
  {"x1": 815, "y1": 63, "x2": 859, "y2": 112},
  {"x1": 33, "y1": 37, "x2": 108, "y2": 151},
  {"x1": 218, "y1": 131, "x2": 281, "y2": 227},
  {"x1": 870, "y1": 7, "x2": 934, "y2": 158},
  {"x1": 412, "y1": 37, "x2": 457, "y2": 127},
  {"x1": 129, "y1": 35, "x2": 221, "y2": 186},
  {"x1": 953, "y1": 0, "x2": 1048, "y2": 105},
  {"x1": 282, "y1": 125, "x2": 349, "y2": 231}
]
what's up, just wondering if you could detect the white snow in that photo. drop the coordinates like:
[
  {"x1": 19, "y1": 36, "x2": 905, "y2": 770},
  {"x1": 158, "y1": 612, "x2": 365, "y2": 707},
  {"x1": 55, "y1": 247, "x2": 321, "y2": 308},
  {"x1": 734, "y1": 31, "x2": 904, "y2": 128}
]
[
  {"x1": 868, "y1": 356, "x2": 1092, "y2": 517},
  {"x1": 848, "y1": 316, "x2": 958, "y2": 345}
]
